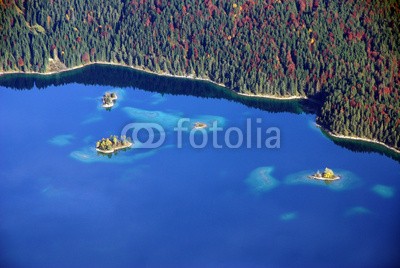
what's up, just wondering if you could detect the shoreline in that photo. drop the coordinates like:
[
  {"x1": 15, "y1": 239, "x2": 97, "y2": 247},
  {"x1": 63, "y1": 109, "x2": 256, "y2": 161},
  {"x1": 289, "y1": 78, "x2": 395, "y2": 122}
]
[
  {"x1": 237, "y1": 92, "x2": 307, "y2": 100},
  {"x1": 1, "y1": 62, "x2": 398, "y2": 155},
  {"x1": 308, "y1": 175, "x2": 340, "y2": 181},
  {"x1": 0, "y1": 61, "x2": 226, "y2": 86},
  {"x1": 102, "y1": 103, "x2": 114, "y2": 108},
  {"x1": 0, "y1": 61, "x2": 305, "y2": 100},
  {"x1": 96, "y1": 141, "x2": 133, "y2": 154},
  {"x1": 316, "y1": 124, "x2": 400, "y2": 155}
]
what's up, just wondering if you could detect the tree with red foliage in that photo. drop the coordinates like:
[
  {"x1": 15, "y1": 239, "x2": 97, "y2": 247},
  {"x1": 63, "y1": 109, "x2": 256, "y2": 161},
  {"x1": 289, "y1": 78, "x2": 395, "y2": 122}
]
[
  {"x1": 81, "y1": 52, "x2": 90, "y2": 63},
  {"x1": 17, "y1": 57, "x2": 24, "y2": 67},
  {"x1": 286, "y1": 50, "x2": 295, "y2": 77},
  {"x1": 298, "y1": 0, "x2": 306, "y2": 13}
]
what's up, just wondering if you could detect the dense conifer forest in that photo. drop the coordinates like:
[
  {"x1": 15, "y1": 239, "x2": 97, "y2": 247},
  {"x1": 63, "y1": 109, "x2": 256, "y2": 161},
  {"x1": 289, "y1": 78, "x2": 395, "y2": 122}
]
[{"x1": 0, "y1": 0, "x2": 399, "y2": 150}]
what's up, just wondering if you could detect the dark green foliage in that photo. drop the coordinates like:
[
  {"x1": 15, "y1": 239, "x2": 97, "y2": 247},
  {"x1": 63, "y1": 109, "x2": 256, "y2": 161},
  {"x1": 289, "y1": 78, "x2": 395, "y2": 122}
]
[{"x1": 0, "y1": 0, "x2": 399, "y2": 149}]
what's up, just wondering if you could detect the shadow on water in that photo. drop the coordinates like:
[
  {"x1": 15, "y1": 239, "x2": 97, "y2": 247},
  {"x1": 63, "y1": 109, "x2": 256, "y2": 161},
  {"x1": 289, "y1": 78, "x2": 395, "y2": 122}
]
[
  {"x1": 320, "y1": 128, "x2": 400, "y2": 163},
  {"x1": 0, "y1": 63, "x2": 398, "y2": 162},
  {"x1": 0, "y1": 64, "x2": 307, "y2": 114}
]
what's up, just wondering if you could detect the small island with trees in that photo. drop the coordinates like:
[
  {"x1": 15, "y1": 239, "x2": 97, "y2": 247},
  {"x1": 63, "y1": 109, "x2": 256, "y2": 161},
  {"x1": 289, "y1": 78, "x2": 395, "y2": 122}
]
[
  {"x1": 96, "y1": 135, "x2": 132, "y2": 154},
  {"x1": 102, "y1": 92, "x2": 118, "y2": 108},
  {"x1": 308, "y1": 168, "x2": 340, "y2": 181},
  {"x1": 194, "y1": 122, "x2": 207, "y2": 129}
]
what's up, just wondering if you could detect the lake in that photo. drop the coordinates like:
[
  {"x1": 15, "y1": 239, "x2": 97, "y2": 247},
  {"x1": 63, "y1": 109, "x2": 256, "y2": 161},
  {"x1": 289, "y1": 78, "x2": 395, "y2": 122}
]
[{"x1": 0, "y1": 65, "x2": 399, "y2": 267}]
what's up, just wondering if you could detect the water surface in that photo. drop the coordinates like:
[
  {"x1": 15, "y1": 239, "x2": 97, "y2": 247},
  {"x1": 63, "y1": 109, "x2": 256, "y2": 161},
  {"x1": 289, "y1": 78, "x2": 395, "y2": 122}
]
[{"x1": 0, "y1": 67, "x2": 399, "y2": 267}]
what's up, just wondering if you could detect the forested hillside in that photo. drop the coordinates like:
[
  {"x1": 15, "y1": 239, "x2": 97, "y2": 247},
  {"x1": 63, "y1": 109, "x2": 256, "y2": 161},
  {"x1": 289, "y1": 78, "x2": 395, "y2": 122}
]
[{"x1": 0, "y1": 0, "x2": 399, "y2": 149}]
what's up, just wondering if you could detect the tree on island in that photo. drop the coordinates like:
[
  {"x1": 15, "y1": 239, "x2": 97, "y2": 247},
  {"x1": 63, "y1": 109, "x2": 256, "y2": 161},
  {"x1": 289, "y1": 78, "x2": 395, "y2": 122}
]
[{"x1": 96, "y1": 135, "x2": 131, "y2": 151}]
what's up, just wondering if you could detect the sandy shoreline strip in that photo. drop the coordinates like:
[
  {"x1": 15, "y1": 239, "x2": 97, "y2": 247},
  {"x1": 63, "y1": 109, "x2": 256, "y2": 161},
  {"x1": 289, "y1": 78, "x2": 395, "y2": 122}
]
[
  {"x1": 316, "y1": 124, "x2": 400, "y2": 154},
  {"x1": 237, "y1": 92, "x2": 307, "y2": 100},
  {"x1": 0, "y1": 61, "x2": 305, "y2": 100},
  {"x1": 0, "y1": 61, "x2": 226, "y2": 87},
  {"x1": 96, "y1": 141, "x2": 133, "y2": 154}
]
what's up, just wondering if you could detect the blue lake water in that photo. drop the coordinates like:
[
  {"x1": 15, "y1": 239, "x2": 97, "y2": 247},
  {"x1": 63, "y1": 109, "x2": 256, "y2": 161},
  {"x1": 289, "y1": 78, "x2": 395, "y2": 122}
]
[{"x1": 0, "y1": 67, "x2": 399, "y2": 267}]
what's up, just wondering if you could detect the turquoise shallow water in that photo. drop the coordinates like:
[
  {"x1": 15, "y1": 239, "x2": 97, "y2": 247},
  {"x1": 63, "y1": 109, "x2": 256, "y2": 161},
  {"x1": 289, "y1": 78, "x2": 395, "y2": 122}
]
[{"x1": 0, "y1": 68, "x2": 399, "y2": 267}]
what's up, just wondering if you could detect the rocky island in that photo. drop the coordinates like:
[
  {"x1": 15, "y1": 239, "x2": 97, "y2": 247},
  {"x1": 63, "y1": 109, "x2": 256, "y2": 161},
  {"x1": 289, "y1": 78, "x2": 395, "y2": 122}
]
[
  {"x1": 193, "y1": 122, "x2": 207, "y2": 129},
  {"x1": 308, "y1": 168, "x2": 340, "y2": 181},
  {"x1": 96, "y1": 135, "x2": 132, "y2": 154},
  {"x1": 102, "y1": 92, "x2": 118, "y2": 108}
]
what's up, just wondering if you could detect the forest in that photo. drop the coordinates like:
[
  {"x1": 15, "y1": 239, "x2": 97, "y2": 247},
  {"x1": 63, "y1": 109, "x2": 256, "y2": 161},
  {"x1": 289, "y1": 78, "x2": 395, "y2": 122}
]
[{"x1": 0, "y1": 0, "x2": 399, "y2": 150}]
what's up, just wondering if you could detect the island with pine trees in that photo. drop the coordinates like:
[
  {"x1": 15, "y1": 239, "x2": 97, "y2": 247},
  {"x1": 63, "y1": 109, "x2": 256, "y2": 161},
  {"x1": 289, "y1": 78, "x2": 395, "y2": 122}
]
[
  {"x1": 96, "y1": 135, "x2": 132, "y2": 154},
  {"x1": 102, "y1": 92, "x2": 118, "y2": 108},
  {"x1": 308, "y1": 168, "x2": 340, "y2": 181}
]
